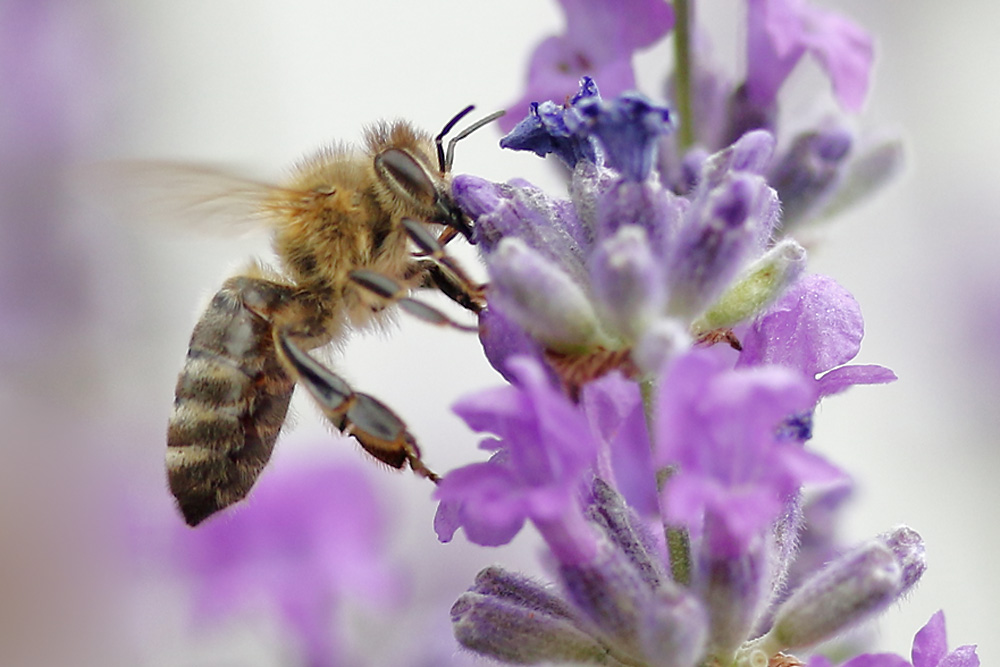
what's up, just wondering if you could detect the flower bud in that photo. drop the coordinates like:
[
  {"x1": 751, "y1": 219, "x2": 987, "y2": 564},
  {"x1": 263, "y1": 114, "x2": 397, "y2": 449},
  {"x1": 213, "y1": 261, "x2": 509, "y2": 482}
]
[
  {"x1": 589, "y1": 226, "x2": 666, "y2": 340},
  {"x1": 771, "y1": 126, "x2": 852, "y2": 228},
  {"x1": 695, "y1": 530, "x2": 770, "y2": 658},
  {"x1": 488, "y1": 237, "x2": 610, "y2": 352},
  {"x1": 667, "y1": 174, "x2": 776, "y2": 319},
  {"x1": 587, "y1": 478, "x2": 667, "y2": 589},
  {"x1": 639, "y1": 586, "x2": 709, "y2": 667},
  {"x1": 452, "y1": 590, "x2": 612, "y2": 664},
  {"x1": 759, "y1": 533, "x2": 919, "y2": 654},
  {"x1": 691, "y1": 238, "x2": 806, "y2": 335},
  {"x1": 879, "y1": 525, "x2": 926, "y2": 595},
  {"x1": 558, "y1": 543, "x2": 653, "y2": 660}
]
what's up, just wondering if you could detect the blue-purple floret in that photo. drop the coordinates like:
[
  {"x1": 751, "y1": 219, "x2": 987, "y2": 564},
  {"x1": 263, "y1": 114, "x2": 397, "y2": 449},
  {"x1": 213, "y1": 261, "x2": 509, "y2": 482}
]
[
  {"x1": 500, "y1": 77, "x2": 674, "y2": 182},
  {"x1": 500, "y1": 100, "x2": 599, "y2": 168},
  {"x1": 569, "y1": 91, "x2": 673, "y2": 181}
]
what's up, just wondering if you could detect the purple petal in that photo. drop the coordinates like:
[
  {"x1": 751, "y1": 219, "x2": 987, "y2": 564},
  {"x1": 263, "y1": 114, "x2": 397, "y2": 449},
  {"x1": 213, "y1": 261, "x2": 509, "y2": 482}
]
[
  {"x1": 654, "y1": 350, "x2": 825, "y2": 551},
  {"x1": 941, "y1": 647, "x2": 981, "y2": 667},
  {"x1": 434, "y1": 458, "x2": 528, "y2": 546},
  {"x1": 437, "y1": 357, "x2": 602, "y2": 555},
  {"x1": 738, "y1": 273, "x2": 865, "y2": 376},
  {"x1": 817, "y1": 364, "x2": 897, "y2": 398},
  {"x1": 501, "y1": 93, "x2": 599, "y2": 168},
  {"x1": 800, "y1": 4, "x2": 874, "y2": 111},
  {"x1": 477, "y1": 304, "x2": 549, "y2": 383},
  {"x1": 560, "y1": 0, "x2": 674, "y2": 56},
  {"x1": 745, "y1": 0, "x2": 873, "y2": 111},
  {"x1": 912, "y1": 610, "x2": 949, "y2": 667},
  {"x1": 580, "y1": 374, "x2": 658, "y2": 516}
]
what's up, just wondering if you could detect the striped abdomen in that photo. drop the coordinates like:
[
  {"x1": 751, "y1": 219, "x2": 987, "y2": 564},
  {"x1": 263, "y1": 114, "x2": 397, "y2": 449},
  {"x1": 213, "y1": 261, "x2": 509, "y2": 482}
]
[{"x1": 167, "y1": 277, "x2": 295, "y2": 526}]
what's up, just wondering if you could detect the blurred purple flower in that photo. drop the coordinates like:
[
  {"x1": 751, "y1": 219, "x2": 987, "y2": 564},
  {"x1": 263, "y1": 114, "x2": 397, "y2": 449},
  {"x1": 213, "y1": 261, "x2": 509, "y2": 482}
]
[
  {"x1": 654, "y1": 349, "x2": 840, "y2": 556},
  {"x1": 0, "y1": 0, "x2": 107, "y2": 361},
  {"x1": 745, "y1": 0, "x2": 874, "y2": 112},
  {"x1": 499, "y1": 0, "x2": 673, "y2": 132},
  {"x1": 807, "y1": 610, "x2": 979, "y2": 667},
  {"x1": 172, "y1": 457, "x2": 401, "y2": 667},
  {"x1": 738, "y1": 273, "x2": 896, "y2": 397}
]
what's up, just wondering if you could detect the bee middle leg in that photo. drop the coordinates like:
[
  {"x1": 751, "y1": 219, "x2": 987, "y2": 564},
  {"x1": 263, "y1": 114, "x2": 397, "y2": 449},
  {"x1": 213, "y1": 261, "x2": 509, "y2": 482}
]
[{"x1": 273, "y1": 331, "x2": 439, "y2": 482}]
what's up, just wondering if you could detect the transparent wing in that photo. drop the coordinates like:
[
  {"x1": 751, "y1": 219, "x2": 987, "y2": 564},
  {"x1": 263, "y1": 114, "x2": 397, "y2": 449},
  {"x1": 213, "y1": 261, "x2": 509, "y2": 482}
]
[{"x1": 88, "y1": 160, "x2": 303, "y2": 237}]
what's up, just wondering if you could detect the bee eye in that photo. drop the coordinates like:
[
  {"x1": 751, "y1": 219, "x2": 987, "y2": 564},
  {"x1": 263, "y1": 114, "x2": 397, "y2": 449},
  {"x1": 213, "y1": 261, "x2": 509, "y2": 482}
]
[{"x1": 375, "y1": 148, "x2": 437, "y2": 205}]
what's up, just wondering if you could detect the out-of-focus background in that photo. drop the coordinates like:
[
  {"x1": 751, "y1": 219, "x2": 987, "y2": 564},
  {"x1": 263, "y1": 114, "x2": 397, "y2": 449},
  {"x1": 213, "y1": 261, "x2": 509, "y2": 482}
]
[{"x1": 2, "y1": 0, "x2": 998, "y2": 664}]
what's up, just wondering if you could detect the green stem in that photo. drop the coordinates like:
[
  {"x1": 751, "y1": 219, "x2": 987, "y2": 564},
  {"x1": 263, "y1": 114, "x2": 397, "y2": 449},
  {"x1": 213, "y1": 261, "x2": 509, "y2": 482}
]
[
  {"x1": 641, "y1": 379, "x2": 693, "y2": 586},
  {"x1": 639, "y1": 378, "x2": 657, "y2": 428},
  {"x1": 672, "y1": 0, "x2": 695, "y2": 151},
  {"x1": 666, "y1": 524, "x2": 692, "y2": 586}
]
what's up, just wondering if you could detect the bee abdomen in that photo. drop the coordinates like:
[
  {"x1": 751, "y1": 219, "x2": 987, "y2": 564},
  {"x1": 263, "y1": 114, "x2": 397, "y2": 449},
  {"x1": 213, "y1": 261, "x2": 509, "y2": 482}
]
[{"x1": 166, "y1": 279, "x2": 295, "y2": 526}]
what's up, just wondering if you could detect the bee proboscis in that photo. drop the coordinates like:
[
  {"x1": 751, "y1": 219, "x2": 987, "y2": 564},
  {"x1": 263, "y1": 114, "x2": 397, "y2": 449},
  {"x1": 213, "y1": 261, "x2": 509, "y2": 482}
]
[{"x1": 165, "y1": 106, "x2": 501, "y2": 526}]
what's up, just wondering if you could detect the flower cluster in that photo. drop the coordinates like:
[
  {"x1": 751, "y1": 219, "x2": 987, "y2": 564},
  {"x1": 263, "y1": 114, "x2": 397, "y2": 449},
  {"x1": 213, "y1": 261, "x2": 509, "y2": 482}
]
[{"x1": 429, "y1": 1, "x2": 978, "y2": 666}]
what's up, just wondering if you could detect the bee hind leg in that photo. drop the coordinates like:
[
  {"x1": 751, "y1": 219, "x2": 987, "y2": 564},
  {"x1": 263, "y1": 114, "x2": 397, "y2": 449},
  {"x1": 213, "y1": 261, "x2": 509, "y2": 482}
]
[{"x1": 274, "y1": 332, "x2": 439, "y2": 482}]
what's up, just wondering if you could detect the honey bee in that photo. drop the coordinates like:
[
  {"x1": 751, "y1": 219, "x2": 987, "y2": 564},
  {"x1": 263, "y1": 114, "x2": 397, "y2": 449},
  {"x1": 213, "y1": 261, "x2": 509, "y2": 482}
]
[{"x1": 165, "y1": 107, "x2": 502, "y2": 526}]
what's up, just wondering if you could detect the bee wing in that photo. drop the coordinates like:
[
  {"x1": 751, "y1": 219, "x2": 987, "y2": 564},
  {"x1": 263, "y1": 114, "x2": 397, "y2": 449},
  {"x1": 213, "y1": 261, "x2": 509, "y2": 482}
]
[{"x1": 92, "y1": 160, "x2": 302, "y2": 237}]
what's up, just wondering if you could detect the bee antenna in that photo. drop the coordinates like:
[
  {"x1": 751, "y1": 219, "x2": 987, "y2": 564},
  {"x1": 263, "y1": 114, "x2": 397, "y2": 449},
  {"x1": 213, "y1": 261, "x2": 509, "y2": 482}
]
[
  {"x1": 444, "y1": 109, "x2": 506, "y2": 173},
  {"x1": 436, "y1": 105, "x2": 476, "y2": 172}
]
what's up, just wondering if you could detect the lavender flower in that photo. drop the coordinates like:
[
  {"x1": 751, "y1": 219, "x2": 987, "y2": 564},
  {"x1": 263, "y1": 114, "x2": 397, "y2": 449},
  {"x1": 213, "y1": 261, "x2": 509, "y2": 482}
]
[
  {"x1": 745, "y1": 0, "x2": 874, "y2": 113},
  {"x1": 1, "y1": 0, "x2": 104, "y2": 365},
  {"x1": 653, "y1": 350, "x2": 840, "y2": 556},
  {"x1": 435, "y1": 356, "x2": 603, "y2": 563}
]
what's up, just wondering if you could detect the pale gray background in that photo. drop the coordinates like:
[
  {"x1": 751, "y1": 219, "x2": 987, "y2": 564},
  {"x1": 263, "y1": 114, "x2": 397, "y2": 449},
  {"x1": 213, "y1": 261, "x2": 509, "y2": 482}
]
[{"x1": 12, "y1": 0, "x2": 998, "y2": 664}]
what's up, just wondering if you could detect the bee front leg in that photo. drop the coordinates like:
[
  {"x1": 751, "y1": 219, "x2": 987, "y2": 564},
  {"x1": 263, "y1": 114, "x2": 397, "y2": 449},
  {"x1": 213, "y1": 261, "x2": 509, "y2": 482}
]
[
  {"x1": 401, "y1": 218, "x2": 486, "y2": 313},
  {"x1": 273, "y1": 332, "x2": 439, "y2": 482}
]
